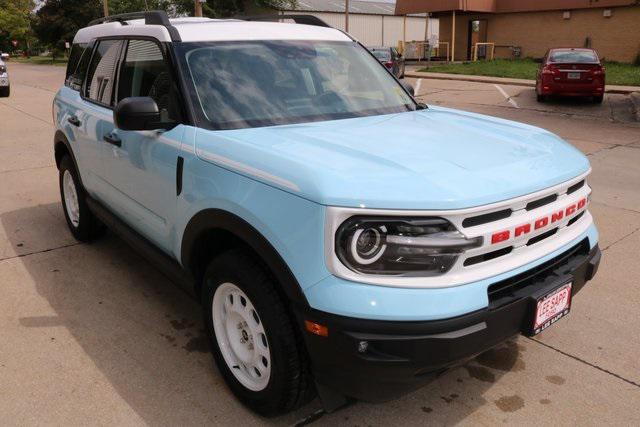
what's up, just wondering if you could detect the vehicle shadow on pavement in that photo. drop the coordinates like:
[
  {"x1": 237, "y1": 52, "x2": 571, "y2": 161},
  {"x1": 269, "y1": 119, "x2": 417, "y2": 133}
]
[{"x1": 2, "y1": 203, "x2": 525, "y2": 425}]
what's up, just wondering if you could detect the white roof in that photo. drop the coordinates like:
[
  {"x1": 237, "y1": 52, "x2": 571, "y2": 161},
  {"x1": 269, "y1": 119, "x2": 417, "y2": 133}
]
[{"x1": 73, "y1": 18, "x2": 352, "y2": 44}]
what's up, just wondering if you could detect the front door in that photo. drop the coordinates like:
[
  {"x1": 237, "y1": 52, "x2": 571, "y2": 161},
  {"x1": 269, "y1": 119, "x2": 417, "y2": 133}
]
[{"x1": 100, "y1": 38, "x2": 186, "y2": 253}]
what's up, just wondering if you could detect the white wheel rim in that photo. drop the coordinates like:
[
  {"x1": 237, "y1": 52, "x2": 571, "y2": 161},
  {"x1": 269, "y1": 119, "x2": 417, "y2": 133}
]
[
  {"x1": 212, "y1": 283, "x2": 271, "y2": 391},
  {"x1": 63, "y1": 170, "x2": 80, "y2": 228}
]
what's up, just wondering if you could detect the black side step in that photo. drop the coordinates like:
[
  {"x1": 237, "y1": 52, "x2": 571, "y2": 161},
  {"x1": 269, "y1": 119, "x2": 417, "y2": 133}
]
[{"x1": 86, "y1": 196, "x2": 196, "y2": 298}]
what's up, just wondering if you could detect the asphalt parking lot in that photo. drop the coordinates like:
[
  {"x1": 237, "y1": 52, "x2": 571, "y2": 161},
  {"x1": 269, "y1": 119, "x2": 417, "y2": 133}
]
[{"x1": 1, "y1": 62, "x2": 639, "y2": 426}]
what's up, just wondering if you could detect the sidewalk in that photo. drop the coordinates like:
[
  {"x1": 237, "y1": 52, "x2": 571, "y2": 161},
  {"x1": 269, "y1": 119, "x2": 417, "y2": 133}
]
[{"x1": 405, "y1": 70, "x2": 640, "y2": 94}]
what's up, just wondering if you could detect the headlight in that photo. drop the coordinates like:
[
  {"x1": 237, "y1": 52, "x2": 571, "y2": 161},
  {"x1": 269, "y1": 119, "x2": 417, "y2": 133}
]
[
  {"x1": 0, "y1": 65, "x2": 6, "y2": 73},
  {"x1": 336, "y1": 217, "x2": 482, "y2": 276}
]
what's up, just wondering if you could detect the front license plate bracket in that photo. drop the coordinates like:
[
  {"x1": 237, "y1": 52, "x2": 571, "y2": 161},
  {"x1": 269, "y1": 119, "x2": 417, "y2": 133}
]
[{"x1": 525, "y1": 279, "x2": 573, "y2": 336}]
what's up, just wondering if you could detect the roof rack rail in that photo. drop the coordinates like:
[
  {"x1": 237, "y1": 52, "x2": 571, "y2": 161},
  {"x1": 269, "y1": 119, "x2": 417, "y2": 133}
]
[
  {"x1": 237, "y1": 14, "x2": 332, "y2": 28},
  {"x1": 88, "y1": 10, "x2": 182, "y2": 42}
]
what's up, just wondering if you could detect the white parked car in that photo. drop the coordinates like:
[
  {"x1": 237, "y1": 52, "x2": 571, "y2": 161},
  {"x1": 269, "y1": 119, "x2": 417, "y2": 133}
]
[{"x1": 0, "y1": 58, "x2": 10, "y2": 97}]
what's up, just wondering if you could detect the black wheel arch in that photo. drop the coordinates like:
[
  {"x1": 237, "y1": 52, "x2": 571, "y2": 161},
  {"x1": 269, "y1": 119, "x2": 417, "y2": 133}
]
[
  {"x1": 181, "y1": 209, "x2": 310, "y2": 308},
  {"x1": 54, "y1": 130, "x2": 85, "y2": 189}
]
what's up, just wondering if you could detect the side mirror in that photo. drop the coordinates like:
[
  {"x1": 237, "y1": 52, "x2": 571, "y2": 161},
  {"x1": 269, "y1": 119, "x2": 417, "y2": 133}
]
[
  {"x1": 114, "y1": 97, "x2": 170, "y2": 131},
  {"x1": 401, "y1": 80, "x2": 415, "y2": 96}
]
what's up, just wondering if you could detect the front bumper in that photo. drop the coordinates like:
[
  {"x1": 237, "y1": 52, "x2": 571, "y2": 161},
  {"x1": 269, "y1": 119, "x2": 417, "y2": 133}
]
[{"x1": 300, "y1": 239, "x2": 600, "y2": 402}]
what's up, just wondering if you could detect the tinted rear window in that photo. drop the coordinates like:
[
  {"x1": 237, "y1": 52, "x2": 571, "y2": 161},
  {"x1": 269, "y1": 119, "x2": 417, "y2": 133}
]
[
  {"x1": 549, "y1": 50, "x2": 598, "y2": 63},
  {"x1": 65, "y1": 43, "x2": 91, "y2": 91},
  {"x1": 371, "y1": 49, "x2": 391, "y2": 60}
]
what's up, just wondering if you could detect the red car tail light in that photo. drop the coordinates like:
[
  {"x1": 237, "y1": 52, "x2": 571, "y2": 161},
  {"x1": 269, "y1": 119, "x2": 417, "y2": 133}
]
[
  {"x1": 591, "y1": 66, "x2": 605, "y2": 76},
  {"x1": 541, "y1": 65, "x2": 559, "y2": 75}
]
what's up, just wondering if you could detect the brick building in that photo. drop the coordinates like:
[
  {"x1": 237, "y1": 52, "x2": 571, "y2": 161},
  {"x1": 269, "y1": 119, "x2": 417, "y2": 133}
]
[{"x1": 395, "y1": 0, "x2": 640, "y2": 63}]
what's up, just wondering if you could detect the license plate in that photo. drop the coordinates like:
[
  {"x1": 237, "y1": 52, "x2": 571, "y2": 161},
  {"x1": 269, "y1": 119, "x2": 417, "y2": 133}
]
[
  {"x1": 0, "y1": 78, "x2": 8, "y2": 86},
  {"x1": 567, "y1": 72, "x2": 581, "y2": 79},
  {"x1": 532, "y1": 282, "x2": 572, "y2": 335}
]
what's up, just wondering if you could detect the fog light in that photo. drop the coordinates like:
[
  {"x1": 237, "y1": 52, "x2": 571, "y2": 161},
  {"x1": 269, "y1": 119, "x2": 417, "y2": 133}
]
[{"x1": 357, "y1": 341, "x2": 369, "y2": 353}]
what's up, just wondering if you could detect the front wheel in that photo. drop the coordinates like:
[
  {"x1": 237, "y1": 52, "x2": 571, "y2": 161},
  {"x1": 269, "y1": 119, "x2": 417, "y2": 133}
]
[
  {"x1": 202, "y1": 250, "x2": 313, "y2": 416},
  {"x1": 58, "y1": 156, "x2": 103, "y2": 242},
  {"x1": 0, "y1": 86, "x2": 9, "y2": 97}
]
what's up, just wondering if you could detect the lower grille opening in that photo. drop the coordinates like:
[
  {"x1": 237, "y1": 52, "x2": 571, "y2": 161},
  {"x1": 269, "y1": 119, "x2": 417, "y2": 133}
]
[
  {"x1": 464, "y1": 246, "x2": 513, "y2": 266},
  {"x1": 527, "y1": 228, "x2": 558, "y2": 246},
  {"x1": 487, "y1": 238, "x2": 590, "y2": 309}
]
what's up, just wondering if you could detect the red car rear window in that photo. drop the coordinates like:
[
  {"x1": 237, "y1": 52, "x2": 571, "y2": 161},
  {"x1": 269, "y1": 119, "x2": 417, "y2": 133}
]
[{"x1": 549, "y1": 50, "x2": 598, "y2": 64}]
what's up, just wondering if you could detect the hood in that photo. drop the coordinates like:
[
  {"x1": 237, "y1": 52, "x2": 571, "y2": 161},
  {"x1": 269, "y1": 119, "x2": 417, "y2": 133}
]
[{"x1": 194, "y1": 106, "x2": 590, "y2": 210}]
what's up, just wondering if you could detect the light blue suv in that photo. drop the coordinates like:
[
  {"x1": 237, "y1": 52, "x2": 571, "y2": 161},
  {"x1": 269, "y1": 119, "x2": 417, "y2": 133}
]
[{"x1": 53, "y1": 12, "x2": 601, "y2": 416}]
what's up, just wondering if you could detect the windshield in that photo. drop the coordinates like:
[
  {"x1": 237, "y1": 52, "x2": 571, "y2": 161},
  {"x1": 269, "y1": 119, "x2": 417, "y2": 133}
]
[
  {"x1": 178, "y1": 41, "x2": 415, "y2": 130},
  {"x1": 549, "y1": 50, "x2": 598, "y2": 63}
]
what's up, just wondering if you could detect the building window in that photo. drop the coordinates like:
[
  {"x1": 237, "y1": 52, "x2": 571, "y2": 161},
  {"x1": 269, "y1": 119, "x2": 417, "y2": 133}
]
[{"x1": 563, "y1": 11, "x2": 571, "y2": 20}]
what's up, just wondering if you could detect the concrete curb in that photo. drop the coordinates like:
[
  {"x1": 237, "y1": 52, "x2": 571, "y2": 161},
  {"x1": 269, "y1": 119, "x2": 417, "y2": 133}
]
[
  {"x1": 405, "y1": 72, "x2": 640, "y2": 95},
  {"x1": 631, "y1": 93, "x2": 640, "y2": 121}
]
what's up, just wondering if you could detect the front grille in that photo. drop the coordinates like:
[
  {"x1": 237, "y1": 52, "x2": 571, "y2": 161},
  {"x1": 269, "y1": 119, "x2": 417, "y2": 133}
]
[
  {"x1": 487, "y1": 238, "x2": 590, "y2": 309},
  {"x1": 567, "y1": 180, "x2": 585, "y2": 195},
  {"x1": 462, "y1": 208, "x2": 512, "y2": 228},
  {"x1": 526, "y1": 194, "x2": 558, "y2": 211},
  {"x1": 526, "y1": 228, "x2": 558, "y2": 246},
  {"x1": 464, "y1": 246, "x2": 513, "y2": 266},
  {"x1": 567, "y1": 211, "x2": 585, "y2": 227}
]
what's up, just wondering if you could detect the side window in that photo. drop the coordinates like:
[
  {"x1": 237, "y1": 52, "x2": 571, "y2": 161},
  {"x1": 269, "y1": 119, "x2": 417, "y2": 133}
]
[
  {"x1": 65, "y1": 43, "x2": 92, "y2": 91},
  {"x1": 84, "y1": 40, "x2": 123, "y2": 106},
  {"x1": 117, "y1": 39, "x2": 181, "y2": 121}
]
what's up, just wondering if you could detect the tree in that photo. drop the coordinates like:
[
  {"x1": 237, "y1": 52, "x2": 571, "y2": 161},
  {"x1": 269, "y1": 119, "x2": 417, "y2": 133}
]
[
  {"x1": 108, "y1": 0, "x2": 192, "y2": 16},
  {"x1": 32, "y1": 0, "x2": 103, "y2": 54},
  {"x1": 0, "y1": 0, "x2": 34, "y2": 52}
]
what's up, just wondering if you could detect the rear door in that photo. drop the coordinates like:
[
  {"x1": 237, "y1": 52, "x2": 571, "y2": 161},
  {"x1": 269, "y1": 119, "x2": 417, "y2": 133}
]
[{"x1": 100, "y1": 38, "x2": 186, "y2": 253}]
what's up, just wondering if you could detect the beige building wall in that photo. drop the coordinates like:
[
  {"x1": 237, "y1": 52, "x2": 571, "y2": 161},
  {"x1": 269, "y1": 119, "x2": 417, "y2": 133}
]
[{"x1": 439, "y1": 5, "x2": 640, "y2": 62}]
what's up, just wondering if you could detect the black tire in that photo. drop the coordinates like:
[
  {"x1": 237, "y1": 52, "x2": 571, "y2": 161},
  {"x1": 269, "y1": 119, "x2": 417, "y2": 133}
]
[
  {"x1": 0, "y1": 86, "x2": 9, "y2": 97},
  {"x1": 58, "y1": 155, "x2": 104, "y2": 242},
  {"x1": 593, "y1": 95, "x2": 604, "y2": 104},
  {"x1": 202, "y1": 249, "x2": 313, "y2": 416},
  {"x1": 537, "y1": 93, "x2": 546, "y2": 102}
]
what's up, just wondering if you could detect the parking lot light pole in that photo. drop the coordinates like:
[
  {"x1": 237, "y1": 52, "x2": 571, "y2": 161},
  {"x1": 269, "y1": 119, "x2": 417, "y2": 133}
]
[{"x1": 195, "y1": 0, "x2": 203, "y2": 17}]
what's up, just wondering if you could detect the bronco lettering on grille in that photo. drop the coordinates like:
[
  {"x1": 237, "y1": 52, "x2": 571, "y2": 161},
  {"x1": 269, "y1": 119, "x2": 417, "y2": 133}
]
[{"x1": 491, "y1": 198, "x2": 587, "y2": 245}]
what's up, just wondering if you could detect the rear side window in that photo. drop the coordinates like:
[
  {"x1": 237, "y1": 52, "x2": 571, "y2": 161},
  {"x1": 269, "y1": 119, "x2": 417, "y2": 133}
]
[
  {"x1": 549, "y1": 50, "x2": 598, "y2": 64},
  {"x1": 84, "y1": 40, "x2": 123, "y2": 106},
  {"x1": 65, "y1": 43, "x2": 91, "y2": 91}
]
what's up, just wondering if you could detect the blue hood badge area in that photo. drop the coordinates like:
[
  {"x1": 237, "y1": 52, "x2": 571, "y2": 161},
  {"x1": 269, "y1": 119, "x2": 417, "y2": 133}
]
[{"x1": 195, "y1": 106, "x2": 591, "y2": 210}]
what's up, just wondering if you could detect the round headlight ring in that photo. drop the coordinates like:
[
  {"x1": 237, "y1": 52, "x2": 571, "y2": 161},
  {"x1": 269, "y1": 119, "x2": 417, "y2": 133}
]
[{"x1": 349, "y1": 226, "x2": 387, "y2": 265}]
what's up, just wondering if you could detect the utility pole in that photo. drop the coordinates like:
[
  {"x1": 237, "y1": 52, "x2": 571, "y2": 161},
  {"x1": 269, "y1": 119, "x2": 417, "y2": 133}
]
[
  {"x1": 103, "y1": 0, "x2": 109, "y2": 17},
  {"x1": 195, "y1": 0, "x2": 203, "y2": 17},
  {"x1": 345, "y1": 0, "x2": 350, "y2": 32}
]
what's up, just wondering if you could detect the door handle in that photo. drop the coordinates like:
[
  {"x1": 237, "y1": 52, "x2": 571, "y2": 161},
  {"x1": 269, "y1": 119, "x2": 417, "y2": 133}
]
[
  {"x1": 67, "y1": 116, "x2": 81, "y2": 127},
  {"x1": 103, "y1": 133, "x2": 122, "y2": 147}
]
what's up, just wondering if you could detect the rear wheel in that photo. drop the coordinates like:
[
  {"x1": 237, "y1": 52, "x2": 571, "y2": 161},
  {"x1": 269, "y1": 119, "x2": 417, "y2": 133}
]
[
  {"x1": 59, "y1": 156, "x2": 103, "y2": 242},
  {"x1": 593, "y1": 95, "x2": 604, "y2": 104},
  {"x1": 202, "y1": 250, "x2": 313, "y2": 416},
  {"x1": 537, "y1": 93, "x2": 547, "y2": 102}
]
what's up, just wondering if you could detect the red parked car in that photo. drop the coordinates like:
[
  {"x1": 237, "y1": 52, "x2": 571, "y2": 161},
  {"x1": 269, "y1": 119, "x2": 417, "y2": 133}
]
[{"x1": 536, "y1": 48, "x2": 605, "y2": 103}]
